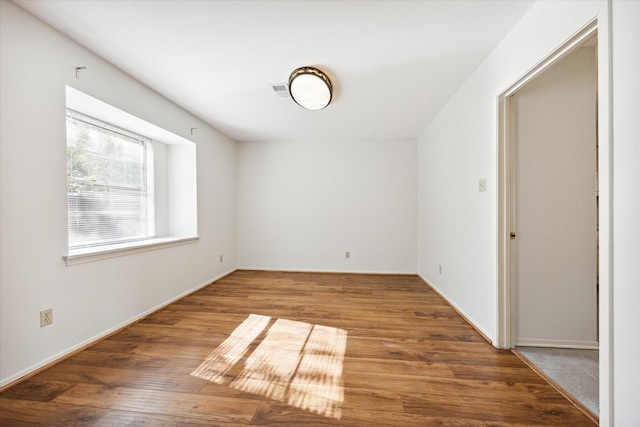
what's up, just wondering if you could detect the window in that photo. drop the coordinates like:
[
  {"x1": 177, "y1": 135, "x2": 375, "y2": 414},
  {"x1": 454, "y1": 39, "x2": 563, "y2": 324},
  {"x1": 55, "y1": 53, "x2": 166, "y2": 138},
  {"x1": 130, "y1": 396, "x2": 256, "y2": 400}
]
[
  {"x1": 67, "y1": 110, "x2": 155, "y2": 249},
  {"x1": 64, "y1": 86, "x2": 198, "y2": 265}
]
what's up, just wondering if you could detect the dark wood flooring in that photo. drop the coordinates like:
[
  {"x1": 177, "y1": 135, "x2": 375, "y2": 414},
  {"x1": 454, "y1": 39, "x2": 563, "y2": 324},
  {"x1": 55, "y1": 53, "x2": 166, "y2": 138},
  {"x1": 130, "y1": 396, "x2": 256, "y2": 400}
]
[{"x1": 0, "y1": 270, "x2": 596, "y2": 426}]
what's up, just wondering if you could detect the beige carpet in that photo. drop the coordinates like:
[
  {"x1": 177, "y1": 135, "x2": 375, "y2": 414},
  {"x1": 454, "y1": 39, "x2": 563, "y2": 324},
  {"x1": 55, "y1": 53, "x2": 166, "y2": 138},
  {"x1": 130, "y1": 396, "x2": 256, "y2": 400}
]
[{"x1": 516, "y1": 346, "x2": 598, "y2": 417}]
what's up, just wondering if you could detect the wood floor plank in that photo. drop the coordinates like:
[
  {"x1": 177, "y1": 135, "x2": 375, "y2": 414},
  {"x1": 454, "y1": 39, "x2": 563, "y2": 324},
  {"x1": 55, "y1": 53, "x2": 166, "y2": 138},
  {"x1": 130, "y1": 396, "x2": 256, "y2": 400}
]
[
  {"x1": 343, "y1": 356, "x2": 455, "y2": 378},
  {"x1": 92, "y1": 410, "x2": 246, "y2": 427},
  {"x1": 130, "y1": 342, "x2": 214, "y2": 361},
  {"x1": 68, "y1": 349, "x2": 172, "y2": 370},
  {"x1": 401, "y1": 392, "x2": 593, "y2": 424},
  {"x1": 53, "y1": 383, "x2": 259, "y2": 424},
  {"x1": 0, "y1": 271, "x2": 595, "y2": 426},
  {"x1": 0, "y1": 377, "x2": 75, "y2": 402},
  {"x1": 249, "y1": 401, "x2": 341, "y2": 426},
  {"x1": 252, "y1": 401, "x2": 490, "y2": 427},
  {"x1": 36, "y1": 361, "x2": 206, "y2": 394},
  {"x1": 0, "y1": 399, "x2": 107, "y2": 427}
]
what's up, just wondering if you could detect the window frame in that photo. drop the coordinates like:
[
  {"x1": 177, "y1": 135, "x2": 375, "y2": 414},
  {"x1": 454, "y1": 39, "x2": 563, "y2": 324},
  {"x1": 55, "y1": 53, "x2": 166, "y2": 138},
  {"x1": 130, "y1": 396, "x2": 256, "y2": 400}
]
[
  {"x1": 66, "y1": 109, "x2": 155, "y2": 250},
  {"x1": 64, "y1": 86, "x2": 199, "y2": 266}
]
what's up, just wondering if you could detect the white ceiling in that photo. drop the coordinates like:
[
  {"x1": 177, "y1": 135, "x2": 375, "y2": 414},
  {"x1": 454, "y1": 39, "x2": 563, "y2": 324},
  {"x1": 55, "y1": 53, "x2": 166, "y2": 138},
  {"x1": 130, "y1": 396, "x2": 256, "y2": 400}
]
[{"x1": 14, "y1": 0, "x2": 535, "y2": 142}]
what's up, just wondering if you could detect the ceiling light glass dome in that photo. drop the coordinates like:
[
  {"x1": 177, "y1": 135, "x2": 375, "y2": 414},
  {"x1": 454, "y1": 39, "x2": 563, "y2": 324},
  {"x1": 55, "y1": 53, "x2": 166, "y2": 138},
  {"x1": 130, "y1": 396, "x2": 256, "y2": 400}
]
[{"x1": 288, "y1": 67, "x2": 332, "y2": 110}]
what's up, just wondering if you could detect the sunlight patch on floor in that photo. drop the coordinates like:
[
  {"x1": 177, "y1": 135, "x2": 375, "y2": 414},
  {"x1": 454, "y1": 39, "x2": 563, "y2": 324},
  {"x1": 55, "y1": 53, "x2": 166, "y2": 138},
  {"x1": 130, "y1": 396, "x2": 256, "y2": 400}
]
[
  {"x1": 191, "y1": 314, "x2": 271, "y2": 383},
  {"x1": 191, "y1": 314, "x2": 347, "y2": 419}
]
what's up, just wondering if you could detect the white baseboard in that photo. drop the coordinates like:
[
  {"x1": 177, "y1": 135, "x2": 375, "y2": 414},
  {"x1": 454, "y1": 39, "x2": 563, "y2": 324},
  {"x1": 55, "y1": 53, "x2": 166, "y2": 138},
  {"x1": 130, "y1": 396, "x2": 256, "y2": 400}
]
[
  {"x1": 0, "y1": 269, "x2": 236, "y2": 389},
  {"x1": 515, "y1": 337, "x2": 599, "y2": 349},
  {"x1": 237, "y1": 267, "x2": 417, "y2": 275},
  {"x1": 417, "y1": 273, "x2": 493, "y2": 343}
]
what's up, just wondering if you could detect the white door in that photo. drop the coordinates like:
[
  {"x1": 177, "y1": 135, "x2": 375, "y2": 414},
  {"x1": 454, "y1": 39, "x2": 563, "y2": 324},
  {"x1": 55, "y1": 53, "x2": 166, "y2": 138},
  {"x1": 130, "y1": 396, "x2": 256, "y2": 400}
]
[{"x1": 512, "y1": 45, "x2": 598, "y2": 348}]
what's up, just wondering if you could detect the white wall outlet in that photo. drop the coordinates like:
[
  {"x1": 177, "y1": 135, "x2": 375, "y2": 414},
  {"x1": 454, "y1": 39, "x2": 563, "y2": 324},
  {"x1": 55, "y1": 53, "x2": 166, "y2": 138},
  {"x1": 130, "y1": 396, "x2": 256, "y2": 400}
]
[
  {"x1": 40, "y1": 308, "x2": 53, "y2": 327},
  {"x1": 479, "y1": 178, "x2": 487, "y2": 192},
  {"x1": 219, "y1": 255, "x2": 223, "y2": 262},
  {"x1": 345, "y1": 251, "x2": 350, "y2": 259},
  {"x1": 438, "y1": 265, "x2": 443, "y2": 274}
]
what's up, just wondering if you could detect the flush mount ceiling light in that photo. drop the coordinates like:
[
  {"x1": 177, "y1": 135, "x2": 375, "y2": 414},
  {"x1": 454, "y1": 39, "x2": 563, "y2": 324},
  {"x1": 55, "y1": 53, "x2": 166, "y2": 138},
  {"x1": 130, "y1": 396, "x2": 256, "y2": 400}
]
[{"x1": 288, "y1": 66, "x2": 332, "y2": 110}]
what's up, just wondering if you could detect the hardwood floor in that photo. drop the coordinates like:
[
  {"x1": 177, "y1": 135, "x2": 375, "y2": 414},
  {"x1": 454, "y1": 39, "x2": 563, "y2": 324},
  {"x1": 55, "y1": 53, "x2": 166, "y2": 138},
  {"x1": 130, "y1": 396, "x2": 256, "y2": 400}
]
[{"x1": 0, "y1": 270, "x2": 596, "y2": 426}]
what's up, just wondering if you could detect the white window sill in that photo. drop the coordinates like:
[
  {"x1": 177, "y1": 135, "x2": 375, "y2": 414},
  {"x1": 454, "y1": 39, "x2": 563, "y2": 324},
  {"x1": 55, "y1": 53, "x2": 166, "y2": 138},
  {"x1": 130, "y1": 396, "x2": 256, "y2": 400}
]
[{"x1": 63, "y1": 236, "x2": 199, "y2": 266}]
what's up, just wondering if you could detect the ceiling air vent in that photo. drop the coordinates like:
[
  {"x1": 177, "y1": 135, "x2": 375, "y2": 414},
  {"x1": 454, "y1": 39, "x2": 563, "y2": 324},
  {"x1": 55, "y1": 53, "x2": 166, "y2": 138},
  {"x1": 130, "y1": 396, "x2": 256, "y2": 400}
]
[{"x1": 270, "y1": 83, "x2": 290, "y2": 98}]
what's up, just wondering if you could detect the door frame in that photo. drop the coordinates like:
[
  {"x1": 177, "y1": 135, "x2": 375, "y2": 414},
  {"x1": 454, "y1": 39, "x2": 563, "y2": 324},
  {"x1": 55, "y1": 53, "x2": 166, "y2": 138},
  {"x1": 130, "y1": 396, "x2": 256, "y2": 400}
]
[
  {"x1": 497, "y1": 20, "x2": 598, "y2": 349},
  {"x1": 496, "y1": 14, "x2": 613, "y2": 424}
]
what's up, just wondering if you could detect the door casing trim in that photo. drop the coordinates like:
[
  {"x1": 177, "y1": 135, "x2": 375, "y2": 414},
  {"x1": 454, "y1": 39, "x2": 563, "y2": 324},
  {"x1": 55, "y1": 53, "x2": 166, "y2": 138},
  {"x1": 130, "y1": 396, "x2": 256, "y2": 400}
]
[{"x1": 496, "y1": 13, "x2": 613, "y2": 425}]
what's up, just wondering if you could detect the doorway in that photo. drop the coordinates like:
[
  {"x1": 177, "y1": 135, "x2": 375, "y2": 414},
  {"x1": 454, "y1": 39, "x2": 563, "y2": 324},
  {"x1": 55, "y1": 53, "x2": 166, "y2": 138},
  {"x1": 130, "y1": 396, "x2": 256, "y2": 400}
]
[
  {"x1": 496, "y1": 22, "x2": 600, "y2": 418},
  {"x1": 511, "y1": 37, "x2": 598, "y2": 349}
]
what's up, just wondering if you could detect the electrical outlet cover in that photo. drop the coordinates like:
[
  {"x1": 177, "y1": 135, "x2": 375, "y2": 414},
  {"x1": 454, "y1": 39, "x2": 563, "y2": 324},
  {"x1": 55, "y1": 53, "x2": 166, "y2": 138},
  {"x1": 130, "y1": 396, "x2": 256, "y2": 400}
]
[
  {"x1": 40, "y1": 308, "x2": 53, "y2": 327},
  {"x1": 479, "y1": 178, "x2": 487, "y2": 192}
]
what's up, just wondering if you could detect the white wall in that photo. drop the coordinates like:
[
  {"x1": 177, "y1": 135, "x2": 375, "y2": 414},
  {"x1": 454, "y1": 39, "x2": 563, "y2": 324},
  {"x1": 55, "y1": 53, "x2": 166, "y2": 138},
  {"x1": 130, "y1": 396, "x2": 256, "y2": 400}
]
[
  {"x1": 513, "y1": 46, "x2": 597, "y2": 347},
  {"x1": 153, "y1": 141, "x2": 170, "y2": 237},
  {"x1": 0, "y1": 1, "x2": 237, "y2": 387},
  {"x1": 418, "y1": 0, "x2": 639, "y2": 422},
  {"x1": 169, "y1": 143, "x2": 198, "y2": 237},
  {"x1": 417, "y1": 0, "x2": 602, "y2": 349},
  {"x1": 611, "y1": 1, "x2": 640, "y2": 424},
  {"x1": 237, "y1": 139, "x2": 417, "y2": 273}
]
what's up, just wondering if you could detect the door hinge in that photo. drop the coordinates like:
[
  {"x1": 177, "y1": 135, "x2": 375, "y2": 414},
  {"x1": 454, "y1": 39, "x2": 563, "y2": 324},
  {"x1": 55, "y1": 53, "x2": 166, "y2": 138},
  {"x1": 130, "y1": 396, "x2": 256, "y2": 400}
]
[{"x1": 510, "y1": 232, "x2": 516, "y2": 240}]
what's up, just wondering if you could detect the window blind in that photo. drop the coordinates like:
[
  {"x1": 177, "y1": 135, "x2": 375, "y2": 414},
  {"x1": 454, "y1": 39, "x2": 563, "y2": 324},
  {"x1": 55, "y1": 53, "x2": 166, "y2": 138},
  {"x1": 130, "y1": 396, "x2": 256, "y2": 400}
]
[{"x1": 66, "y1": 110, "x2": 154, "y2": 249}]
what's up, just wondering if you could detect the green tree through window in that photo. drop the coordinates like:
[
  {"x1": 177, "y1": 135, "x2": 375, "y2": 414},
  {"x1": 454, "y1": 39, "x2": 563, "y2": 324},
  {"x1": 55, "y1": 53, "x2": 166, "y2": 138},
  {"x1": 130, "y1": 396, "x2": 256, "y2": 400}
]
[{"x1": 67, "y1": 110, "x2": 154, "y2": 249}]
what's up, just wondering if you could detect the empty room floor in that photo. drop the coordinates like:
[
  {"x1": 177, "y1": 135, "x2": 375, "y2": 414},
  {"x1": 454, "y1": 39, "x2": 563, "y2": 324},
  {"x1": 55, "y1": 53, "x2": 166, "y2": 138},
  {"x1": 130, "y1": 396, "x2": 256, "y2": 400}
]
[{"x1": 0, "y1": 271, "x2": 595, "y2": 426}]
